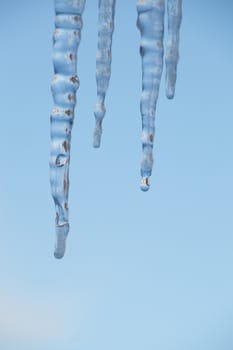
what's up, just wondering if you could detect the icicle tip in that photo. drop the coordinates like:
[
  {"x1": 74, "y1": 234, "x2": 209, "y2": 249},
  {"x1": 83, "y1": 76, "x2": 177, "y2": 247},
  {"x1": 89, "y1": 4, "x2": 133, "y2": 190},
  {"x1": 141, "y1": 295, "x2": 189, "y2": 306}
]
[
  {"x1": 54, "y1": 223, "x2": 69, "y2": 259},
  {"x1": 166, "y1": 83, "x2": 175, "y2": 99},
  {"x1": 140, "y1": 177, "x2": 150, "y2": 192},
  {"x1": 93, "y1": 128, "x2": 102, "y2": 148},
  {"x1": 93, "y1": 102, "x2": 105, "y2": 148}
]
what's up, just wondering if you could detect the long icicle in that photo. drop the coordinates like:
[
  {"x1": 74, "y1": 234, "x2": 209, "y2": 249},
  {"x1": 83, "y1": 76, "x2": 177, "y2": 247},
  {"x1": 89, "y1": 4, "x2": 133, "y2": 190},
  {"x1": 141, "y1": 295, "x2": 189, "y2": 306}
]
[
  {"x1": 165, "y1": 0, "x2": 182, "y2": 99},
  {"x1": 137, "y1": 0, "x2": 165, "y2": 191},
  {"x1": 93, "y1": 0, "x2": 116, "y2": 148},
  {"x1": 50, "y1": 0, "x2": 86, "y2": 259}
]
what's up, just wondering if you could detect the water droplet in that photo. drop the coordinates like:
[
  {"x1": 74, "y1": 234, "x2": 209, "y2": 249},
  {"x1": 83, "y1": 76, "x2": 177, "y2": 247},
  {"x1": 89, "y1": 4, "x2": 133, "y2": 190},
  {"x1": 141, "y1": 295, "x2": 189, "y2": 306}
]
[{"x1": 140, "y1": 177, "x2": 150, "y2": 192}]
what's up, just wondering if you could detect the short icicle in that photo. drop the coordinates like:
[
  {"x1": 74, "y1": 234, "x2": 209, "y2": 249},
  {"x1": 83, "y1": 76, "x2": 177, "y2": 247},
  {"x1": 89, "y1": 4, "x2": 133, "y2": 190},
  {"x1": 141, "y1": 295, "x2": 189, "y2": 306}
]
[
  {"x1": 50, "y1": 0, "x2": 86, "y2": 259},
  {"x1": 165, "y1": 0, "x2": 182, "y2": 99},
  {"x1": 137, "y1": 0, "x2": 165, "y2": 191},
  {"x1": 93, "y1": 0, "x2": 116, "y2": 148}
]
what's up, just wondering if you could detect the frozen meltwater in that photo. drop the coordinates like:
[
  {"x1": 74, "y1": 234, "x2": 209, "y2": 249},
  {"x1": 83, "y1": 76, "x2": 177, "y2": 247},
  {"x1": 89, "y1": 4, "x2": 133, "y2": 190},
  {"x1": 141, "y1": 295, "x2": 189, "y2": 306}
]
[{"x1": 50, "y1": 0, "x2": 182, "y2": 258}]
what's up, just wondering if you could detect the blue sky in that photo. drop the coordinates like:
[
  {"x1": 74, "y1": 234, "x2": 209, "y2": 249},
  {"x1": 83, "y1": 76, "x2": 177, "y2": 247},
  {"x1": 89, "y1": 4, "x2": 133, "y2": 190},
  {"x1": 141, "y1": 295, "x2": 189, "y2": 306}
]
[{"x1": 0, "y1": 1, "x2": 233, "y2": 349}]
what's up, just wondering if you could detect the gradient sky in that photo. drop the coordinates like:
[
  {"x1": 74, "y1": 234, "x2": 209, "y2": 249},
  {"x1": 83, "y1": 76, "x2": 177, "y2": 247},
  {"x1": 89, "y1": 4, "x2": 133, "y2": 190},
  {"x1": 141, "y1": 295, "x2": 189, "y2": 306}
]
[{"x1": 0, "y1": 1, "x2": 233, "y2": 350}]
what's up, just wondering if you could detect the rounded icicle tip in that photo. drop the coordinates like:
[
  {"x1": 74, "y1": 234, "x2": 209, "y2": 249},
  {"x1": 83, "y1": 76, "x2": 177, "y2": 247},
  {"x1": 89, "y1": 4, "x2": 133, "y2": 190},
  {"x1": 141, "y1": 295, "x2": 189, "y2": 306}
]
[
  {"x1": 93, "y1": 132, "x2": 101, "y2": 148},
  {"x1": 93, "y1": 102, "x2": 105, "y2": 148},
  {"x1": 140, "y1": 177, "x2": 150, "y2": 192},
  {"x1": 166, "y1": 85, "x2": 175, "y2": 99},
  {"x1": 54, "y1": 223, "x2": 69, "y2": 259}
]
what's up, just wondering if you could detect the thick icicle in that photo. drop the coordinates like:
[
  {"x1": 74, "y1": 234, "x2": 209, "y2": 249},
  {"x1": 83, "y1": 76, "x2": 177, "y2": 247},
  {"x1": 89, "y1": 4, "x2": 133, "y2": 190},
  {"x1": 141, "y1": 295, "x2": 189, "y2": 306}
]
[
  {"x1": 93, "y1": 0, "x2": 116, "y2": 148},
  {"x1": 165, "y1": 0, "x2": 182, "y2": 99},
  {"x1": 50, "y1": 0, "x2": 86, "y2": 259},
  {"x1": 137, "y1": 0, "x2": 165, "y2": 191}
]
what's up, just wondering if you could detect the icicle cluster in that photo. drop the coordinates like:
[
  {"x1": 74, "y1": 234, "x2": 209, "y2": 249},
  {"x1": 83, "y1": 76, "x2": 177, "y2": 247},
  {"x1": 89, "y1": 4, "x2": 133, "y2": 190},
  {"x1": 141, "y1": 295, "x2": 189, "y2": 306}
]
[{"x1": 50, "y1": 0, "x2": 182, "y2": 258}]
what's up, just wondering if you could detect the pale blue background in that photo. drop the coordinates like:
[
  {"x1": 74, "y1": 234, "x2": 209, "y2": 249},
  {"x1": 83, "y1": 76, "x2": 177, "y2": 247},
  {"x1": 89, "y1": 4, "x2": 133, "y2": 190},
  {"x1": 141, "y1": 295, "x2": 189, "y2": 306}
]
[{"x1": 0, "y1": 1, "x2": 233, "y2": 349}]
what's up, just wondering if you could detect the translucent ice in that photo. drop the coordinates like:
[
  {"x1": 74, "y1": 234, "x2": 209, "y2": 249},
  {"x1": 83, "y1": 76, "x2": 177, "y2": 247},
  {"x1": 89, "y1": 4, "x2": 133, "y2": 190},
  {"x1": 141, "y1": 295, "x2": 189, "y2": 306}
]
[
  {"x1": 165, "y1": 0, "x2": 182, "y2": 99},
  {"x1": 93, "y1": 0, "x2": 116, "y2": 147},
  {"x1": 50, "y1": 0, "x2": 182, "y2": 258},
  {"x1": 137, "y1": 0, "x2": 182, "y2": 191},
  {"x1": 50, "y1": 0, "x2": 86, "y2": 259},
  {"x1": 137, "y1": 0, "x2": 165, "y2": 191}
]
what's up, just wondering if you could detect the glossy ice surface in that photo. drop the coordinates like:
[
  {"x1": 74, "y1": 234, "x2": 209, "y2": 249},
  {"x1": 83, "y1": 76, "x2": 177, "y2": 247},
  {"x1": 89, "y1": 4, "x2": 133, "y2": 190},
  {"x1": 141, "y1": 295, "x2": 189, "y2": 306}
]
[
  {"x1": 50, "y1": 0, "x2": 86, "y2": 258},
  {"x1": 137, "y1": 0, "x2": 182, "y2": 191},
  {"x1": 93, "y1": 0, "x2": 116, "y2": 147},
  {"x1": 50, "y1": 0, "x2": 182, "y2": 258}
]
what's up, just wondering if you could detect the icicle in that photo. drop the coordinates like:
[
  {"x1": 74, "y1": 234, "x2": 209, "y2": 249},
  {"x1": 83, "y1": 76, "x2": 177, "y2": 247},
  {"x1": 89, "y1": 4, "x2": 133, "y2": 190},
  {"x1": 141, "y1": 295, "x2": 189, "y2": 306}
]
[
  {"x1": 93, "y1": 0, "x2": 116, "y2": 148},
  {"x1": 50, "y1": 0, "x2": 86, "y2": 259},
  {"x1": 49, "y1": 0, "x2": 182, "y2": 258},
  {"x1": 137, "y1": 0, "x2": 165, "y2": 191},
  {"x1": 165, "y1": 0, "x2": 182, "y2": 99}
]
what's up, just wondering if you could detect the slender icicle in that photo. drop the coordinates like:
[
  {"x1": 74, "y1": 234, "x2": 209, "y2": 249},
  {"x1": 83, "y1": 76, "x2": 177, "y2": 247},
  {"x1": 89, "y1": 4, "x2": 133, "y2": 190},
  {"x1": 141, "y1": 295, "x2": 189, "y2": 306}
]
[
  {"x1": 50, "y1": 0, "x2": 86, "y2": 259},
  {"x1": 93, "y1": 0, "x2": 116, "y2": 148},
  {"x1": 137, "y1": 0, "x2": 165, "y2": 191},
  {"x1": 165, "y1": 0, "x2": 182, "y2": 99}
]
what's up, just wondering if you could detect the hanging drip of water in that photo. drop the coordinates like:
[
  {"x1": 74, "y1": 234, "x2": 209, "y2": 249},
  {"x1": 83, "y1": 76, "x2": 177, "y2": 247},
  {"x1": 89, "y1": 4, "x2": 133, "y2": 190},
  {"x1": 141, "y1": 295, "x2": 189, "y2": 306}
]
[
  {"x1": 93, "y1": 0, "x2": 116, "y2": 147},
  {"x1": 50, "y1": 0, "x2": 86, "y2": 259}
]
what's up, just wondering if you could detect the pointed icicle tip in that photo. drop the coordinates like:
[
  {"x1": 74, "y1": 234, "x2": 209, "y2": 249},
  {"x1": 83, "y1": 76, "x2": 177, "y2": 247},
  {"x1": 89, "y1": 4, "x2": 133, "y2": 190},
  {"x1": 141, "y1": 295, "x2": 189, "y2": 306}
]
[
  {"x1": 166, "y1": 76, "x2": 175, "y2": 99},
  {"x1": 54, "y1": 223, "x2": 69, "y2": 259},
  {"x1": 93, "y1": 103, "x2": 105, "y2": 148}
]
